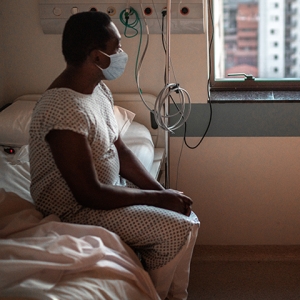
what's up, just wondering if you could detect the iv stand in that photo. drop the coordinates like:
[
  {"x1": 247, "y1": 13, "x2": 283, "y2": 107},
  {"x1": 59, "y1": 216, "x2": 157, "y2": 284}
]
[{"x1": 165, "y1": 0, "x2": 171, "y2": 188}]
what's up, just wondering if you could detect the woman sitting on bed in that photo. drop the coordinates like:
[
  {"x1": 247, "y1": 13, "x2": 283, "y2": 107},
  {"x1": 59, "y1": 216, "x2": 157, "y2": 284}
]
[{"x1": 29, "y1": 11, "x2": 199, "y2": 300}]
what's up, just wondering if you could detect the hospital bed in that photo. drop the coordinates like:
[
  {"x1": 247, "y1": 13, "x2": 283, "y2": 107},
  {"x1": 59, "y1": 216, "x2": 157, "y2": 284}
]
[{"x1": 0, "y1": 92, "x2": 165, "y2": 299}]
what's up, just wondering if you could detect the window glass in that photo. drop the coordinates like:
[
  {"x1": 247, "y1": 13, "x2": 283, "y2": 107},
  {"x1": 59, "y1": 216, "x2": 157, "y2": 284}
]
[{"x1": 210, "y1": 0, "x2": 300, "y2": 91}]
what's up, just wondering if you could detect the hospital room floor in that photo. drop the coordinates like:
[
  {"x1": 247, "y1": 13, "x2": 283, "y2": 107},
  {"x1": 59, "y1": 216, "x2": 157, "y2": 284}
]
[{"x1": 188, "y1": 245, "x2": 300, "y2": 300}]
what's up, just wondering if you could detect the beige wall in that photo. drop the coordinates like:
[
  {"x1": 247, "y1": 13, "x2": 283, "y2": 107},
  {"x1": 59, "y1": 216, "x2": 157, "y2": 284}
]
[
  {"x1": 2, "y1": 0, "x2": 300, "y2": 245},
  {"x1": 0, "y1": 1, "x2": 5, "y2": 102},
  {"x1": 0, "y1": 0, "x2": 207, "y2": 106},
  {"x1": 170, "y1": 137, "x2": 300, "y2": 245}
]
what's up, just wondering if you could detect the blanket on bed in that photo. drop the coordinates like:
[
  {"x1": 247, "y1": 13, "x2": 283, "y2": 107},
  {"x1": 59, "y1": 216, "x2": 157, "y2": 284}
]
[{"x1": 0, "y1": 189, "x2": 159, "y2": 300}]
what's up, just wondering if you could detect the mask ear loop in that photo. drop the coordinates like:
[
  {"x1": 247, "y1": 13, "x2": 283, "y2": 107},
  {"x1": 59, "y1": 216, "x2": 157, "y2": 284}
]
[
  {"x1": 96, "y1": 50, "x2": 111, "y2": 70},
  {"x1": 98, "y1": 50, "x2": 110, "y2": 57},
  {"x1": 99, "y1": 49, "x2": 124, "y2": 56}
]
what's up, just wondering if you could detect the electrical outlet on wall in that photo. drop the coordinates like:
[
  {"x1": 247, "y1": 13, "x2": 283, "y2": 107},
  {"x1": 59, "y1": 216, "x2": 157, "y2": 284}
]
[{"x1": 39, "y1": 0, "x2": 204, "y2": 34}]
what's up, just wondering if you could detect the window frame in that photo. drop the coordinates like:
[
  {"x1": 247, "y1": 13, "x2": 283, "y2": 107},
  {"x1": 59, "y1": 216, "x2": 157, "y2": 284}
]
[{"x1": 208, "y1": 0, "x2": 300, "y2": 93}]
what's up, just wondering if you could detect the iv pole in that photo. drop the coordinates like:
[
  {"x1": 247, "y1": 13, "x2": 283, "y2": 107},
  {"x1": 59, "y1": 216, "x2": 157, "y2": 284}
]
[{"x1": 165, "y1": 0, "x2": 171, "y2": 188}]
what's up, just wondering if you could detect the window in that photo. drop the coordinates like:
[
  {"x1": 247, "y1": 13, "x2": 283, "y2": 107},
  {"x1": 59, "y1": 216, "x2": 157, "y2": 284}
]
[{"x1": 209, "y1": 0, "x2": 300, "y2": 92}]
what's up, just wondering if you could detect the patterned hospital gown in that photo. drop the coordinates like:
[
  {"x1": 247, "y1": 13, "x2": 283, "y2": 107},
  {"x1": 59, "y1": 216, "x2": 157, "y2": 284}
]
[{"x1": 29, "y1": 82, "x2": 199, "y2": 270}]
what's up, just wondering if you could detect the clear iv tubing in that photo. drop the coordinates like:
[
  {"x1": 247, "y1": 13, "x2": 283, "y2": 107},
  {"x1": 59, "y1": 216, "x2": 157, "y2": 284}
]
[
  {"x1": 154, "y1": 83, "x2": 191, "y2": 133},
  {"x1": 120, "y1": 5, "x2": 192, "y2": 133}
]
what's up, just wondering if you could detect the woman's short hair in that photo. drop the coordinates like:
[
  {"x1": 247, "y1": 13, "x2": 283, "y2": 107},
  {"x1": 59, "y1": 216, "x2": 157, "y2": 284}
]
[{"x1": 62, "y1": 11, "x2": 112, "y2": 66}]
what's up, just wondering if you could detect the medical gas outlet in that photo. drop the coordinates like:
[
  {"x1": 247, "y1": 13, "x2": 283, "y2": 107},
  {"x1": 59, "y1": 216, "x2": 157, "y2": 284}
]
[{"x1": 39, "y1": 0, "x2": 204, "y2": 34}]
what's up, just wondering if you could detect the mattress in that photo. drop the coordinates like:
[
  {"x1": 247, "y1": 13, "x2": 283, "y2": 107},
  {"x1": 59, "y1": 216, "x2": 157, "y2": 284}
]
[{"x1": 0, "y1": 121, "x2": 154, "y2": 204}]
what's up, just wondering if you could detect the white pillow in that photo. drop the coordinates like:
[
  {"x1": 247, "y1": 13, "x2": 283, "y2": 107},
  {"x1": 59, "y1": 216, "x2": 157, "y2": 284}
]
[
  {"x1": 0, "y1": 101, "x2": 35, "y2": 147},
  {"x1": 0, "y1": 100, "x2": 135, "y2": 146},
  {"x1": 114, "y1": 105, "x2": 135, "y2": 136}
]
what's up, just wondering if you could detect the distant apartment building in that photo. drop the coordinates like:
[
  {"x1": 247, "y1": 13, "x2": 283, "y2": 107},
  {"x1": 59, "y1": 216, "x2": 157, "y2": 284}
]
[
  {"x1": 218, "y1": 0, "x2": 300, "y2": 79},
  {"x1": 294, "y1": 0, "x2": 300, "y2": 77},
  {"x1": 259, "y1": 0, "x2": 286, "y2": 78},
  {"x1": 222, "y1": 0, "x2": 258, "y2": 77}
]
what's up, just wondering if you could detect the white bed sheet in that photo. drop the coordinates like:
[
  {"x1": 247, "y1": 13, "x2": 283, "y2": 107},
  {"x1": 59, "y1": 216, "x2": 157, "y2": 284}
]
[
  {"x1": 0, "y1": 189, "x2": 159, "y2": 300},
  {"x1": 0, "y1": 145, "x2": 32, "y2": 202}
]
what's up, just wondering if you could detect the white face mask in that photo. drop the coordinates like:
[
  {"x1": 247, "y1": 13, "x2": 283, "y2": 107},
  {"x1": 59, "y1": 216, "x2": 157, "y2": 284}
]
[{"x1": 96, "y1": 50, "x2": 128, "y2": 80}]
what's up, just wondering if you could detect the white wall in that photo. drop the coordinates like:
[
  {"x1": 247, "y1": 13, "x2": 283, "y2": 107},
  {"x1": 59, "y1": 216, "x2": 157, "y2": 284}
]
[{"x1": 1, "y1": 0, "x2": 300, "y2": 245}]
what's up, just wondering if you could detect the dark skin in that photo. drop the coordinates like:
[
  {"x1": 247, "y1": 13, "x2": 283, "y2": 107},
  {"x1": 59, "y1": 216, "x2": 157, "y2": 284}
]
[{"x1": 45, "y1": 22, "x2": 193, "y2": 216}]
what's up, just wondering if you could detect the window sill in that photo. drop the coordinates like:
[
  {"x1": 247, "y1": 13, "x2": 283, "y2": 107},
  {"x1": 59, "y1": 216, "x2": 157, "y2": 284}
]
[{"x1": 210, "y1": 91, "x2": 300, "y2": 103}]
